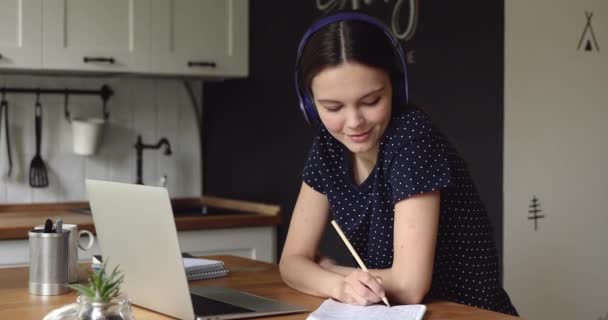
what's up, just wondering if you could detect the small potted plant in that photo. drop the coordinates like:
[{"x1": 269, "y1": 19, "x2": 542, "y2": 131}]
[{"x1": 69, "y1": 260, "x2": 134, "y2": 320}]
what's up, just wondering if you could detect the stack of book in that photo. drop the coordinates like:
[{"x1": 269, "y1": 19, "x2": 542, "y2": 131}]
[{"x1": 92, "y1": 255, "x2": 229, "y2": 281}]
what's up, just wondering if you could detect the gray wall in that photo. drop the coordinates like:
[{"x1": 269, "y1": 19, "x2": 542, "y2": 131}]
[
  {"x1": 203, "y1": 1, "x2": 504, "y2": 271},
  {"x1": 504, "y1": 1, "x2": 608, "y2": 318}
]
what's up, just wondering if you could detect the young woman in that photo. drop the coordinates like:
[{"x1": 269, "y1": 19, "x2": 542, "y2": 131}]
[{"x1": 279, "y1": 12, "x2": 518, "y2": 316}]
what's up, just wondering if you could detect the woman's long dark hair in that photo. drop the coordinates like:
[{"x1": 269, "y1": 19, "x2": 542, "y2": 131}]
[{"x1": 298, "y1": 18, "x2": 407, "y2": 114}]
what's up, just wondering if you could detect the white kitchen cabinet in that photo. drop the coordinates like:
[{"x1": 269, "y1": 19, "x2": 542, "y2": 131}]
[
  {"x1": 0, "y1": 0, "x2": 249, "y2": 77},
  {"x1": 0, "y1": 226, "x2": 276, "y2": 268},
  {"x1": 42, "y1": 0, "x2": 150, "y2": 72},
  {"x1": 148, "y1": 0, "x2": 249, "y2": 77},
  {"x1": 177, "y1": 227, "x2": 276, "y2": 262},
  {"x1": 0, "y1": 0, "x2": 42, "y2": 70}
]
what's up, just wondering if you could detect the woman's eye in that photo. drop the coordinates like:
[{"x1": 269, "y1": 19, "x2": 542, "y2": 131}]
[
  {"x1": 324, "y1": 105, "x2": 342, "y2": 112},
  {"x1": 362, "y1": 97, "x2": 380, "y2": 106}
]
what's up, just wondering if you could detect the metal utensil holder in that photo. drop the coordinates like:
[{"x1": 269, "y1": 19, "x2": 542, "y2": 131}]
[{"x1": 28, "y1": 229, "x2": 70, "y2": 295}]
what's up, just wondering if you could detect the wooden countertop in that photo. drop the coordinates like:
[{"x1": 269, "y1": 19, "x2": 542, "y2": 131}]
[
  {"x1": 0, "y1": 255, "x2": 520, "y2": 320},
  {"x1": 0, "y1": 196, "x2": 282, "y2": 240}
]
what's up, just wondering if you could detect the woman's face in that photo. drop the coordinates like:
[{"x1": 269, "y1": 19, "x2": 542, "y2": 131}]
[{"x1": 311, "y1": 62, "x2": 392, "y2": 158}]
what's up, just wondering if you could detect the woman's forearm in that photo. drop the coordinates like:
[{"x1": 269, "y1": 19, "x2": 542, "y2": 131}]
[
  {"x1": 320, "y1": 261, "x2": 428, "y2": 304},
  {"x1": 281, "y1": 256, "x2": 427, "y2": 305},
  {"x1": 368, "y1": 268, "x2": 429, "y2": 305},
  {"x1": 322, "y1": 263, "x2": 356, "y2": 276},
  {"x1": 279, "y1": 254, "x2": 344, "y2": 299},
  {"x1": 320, "y1": 262, "x2": 428, "y2": 305}
]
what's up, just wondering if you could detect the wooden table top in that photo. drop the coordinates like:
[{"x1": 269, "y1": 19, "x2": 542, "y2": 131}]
[
  {"x1": 0, "y1": 255, "x2": 520, "y2": 319},
  {"x1": 0, "y1": 196, "x2": 281, "y2": 240}
]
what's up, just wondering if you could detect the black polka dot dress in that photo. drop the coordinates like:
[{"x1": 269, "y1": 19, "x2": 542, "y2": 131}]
[{"x1": 302, "y1": 107, "x2": 518, "y2": 316}]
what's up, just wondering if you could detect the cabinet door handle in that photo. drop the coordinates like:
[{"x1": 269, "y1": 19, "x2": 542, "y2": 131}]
[
  {"x1": 187, "y1": 61, "x2": 216, "y2": 68},
  {"x1": 83, "y1": 57, "x2": 115, "y2": 64}
]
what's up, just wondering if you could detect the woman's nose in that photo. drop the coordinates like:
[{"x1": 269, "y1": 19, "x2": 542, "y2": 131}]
[{"x1": 345, "y1": 107, "x2": 364, "y2": 129}]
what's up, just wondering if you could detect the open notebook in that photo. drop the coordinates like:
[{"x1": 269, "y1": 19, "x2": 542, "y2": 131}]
[{"x1": 307, "y1": 299, "x2": 426, "y2": 320}]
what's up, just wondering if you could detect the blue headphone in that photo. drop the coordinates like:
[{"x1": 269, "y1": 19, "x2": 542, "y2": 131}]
[{"x1": 294, "y1": 12, "x2": 410, "y2": 124}]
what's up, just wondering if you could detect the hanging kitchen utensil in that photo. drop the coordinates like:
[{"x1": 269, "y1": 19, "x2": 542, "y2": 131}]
[
  {"x1": 63, "y1": 90, "x2": 71, "y2": 122},
  {"x1": 29, "y1": 93, "x2": 48, "y2": 188},
  {"x1": 0, "y1": 93, "x2": 11, "y2": 177}
]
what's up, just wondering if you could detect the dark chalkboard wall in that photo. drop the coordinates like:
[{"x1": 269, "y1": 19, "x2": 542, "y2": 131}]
[{"x1": 203, "y1": 1, "x2": 504, "y2": 275}]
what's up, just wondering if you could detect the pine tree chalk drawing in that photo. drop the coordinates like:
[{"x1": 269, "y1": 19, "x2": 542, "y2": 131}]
[{"x1": 528, "y1": 196, "x2": 545, "y2": 231}]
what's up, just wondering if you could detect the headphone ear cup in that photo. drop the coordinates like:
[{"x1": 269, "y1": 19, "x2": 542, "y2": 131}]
[
  {"x1": 297, "y1": 86, "x2": 316, "y2": 124},
  {"x1": 303, "y1": 94, "x2": 318, "y2": 123}
]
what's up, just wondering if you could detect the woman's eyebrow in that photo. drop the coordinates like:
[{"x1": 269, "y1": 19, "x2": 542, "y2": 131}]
[
  {"x1": 357, "y1": 86, "x2": 385, "y2": 100},
  {"x1": 316, "y1": 86, "x2": 385, "y2": 104}
]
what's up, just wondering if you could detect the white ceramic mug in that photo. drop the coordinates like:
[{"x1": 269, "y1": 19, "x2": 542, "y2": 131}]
[
  {"x1": 71, "y1": 117, "x2": 105, "y2": 156},
  {"x1": 35, "y1": 224, "x2": 95, "y2": 283}
]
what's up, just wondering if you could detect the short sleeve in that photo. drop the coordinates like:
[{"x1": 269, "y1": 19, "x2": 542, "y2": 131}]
[
  {"x1": 302, "y1": 138, "x2": 327, "y2": 194},
  {"x1": 389, "y1": 135, "x2": 452, "y2": 203}
]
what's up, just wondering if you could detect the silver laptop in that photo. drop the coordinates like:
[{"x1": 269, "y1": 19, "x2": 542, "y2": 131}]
[{"x1": 86, "y1": 179, "x2": 307, "y2": 320}]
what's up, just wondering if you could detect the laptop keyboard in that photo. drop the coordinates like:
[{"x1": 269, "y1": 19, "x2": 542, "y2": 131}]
[{"x1": 191, "y1": 293, "x2": 255, "y2": 316}]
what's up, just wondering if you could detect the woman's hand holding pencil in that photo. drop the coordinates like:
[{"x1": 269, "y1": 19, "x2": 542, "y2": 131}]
[{"x1": 331, "y1": 220, "x2": 391, "y2": 307}]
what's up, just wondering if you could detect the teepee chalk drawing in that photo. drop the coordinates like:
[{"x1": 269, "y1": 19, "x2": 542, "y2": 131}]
[{"x1": 578, "y1": 11, "x2": 600, "y2": 52}]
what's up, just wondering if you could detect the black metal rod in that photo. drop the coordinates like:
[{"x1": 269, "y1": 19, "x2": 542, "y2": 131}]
[
  {"x1": 0, "y1": 85, "x2": 114, "y2": 120},
  {"x1": 0, "y1": 86, "x2": 113, "y2": 96}
]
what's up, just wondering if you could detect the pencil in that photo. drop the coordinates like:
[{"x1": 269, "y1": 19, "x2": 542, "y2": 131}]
[{"x1": 330, "y1": 220, "x2": 391, "y2": 307}]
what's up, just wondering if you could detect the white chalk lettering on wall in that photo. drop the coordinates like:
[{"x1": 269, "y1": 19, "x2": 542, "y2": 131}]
[{"x1": 315, "y1": 0, "x2": 419, "y2": 42}]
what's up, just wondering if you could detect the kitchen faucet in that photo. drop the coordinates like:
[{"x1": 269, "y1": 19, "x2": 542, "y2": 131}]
[{"x1": 134, "y1": 135, "x2": 172, "y2": 185}]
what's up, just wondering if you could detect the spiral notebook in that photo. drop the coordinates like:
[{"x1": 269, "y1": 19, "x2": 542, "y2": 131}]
[
  {"x1": 183, "y1": 257, "x2": 229, "y2": 280},
  {"x1": 187, "y1": 268, "x2": 230, "y2": 281},
  {"x1": 306, "y1": 299, "x2": 426, "y2": 320},
  {"x1": 183, "y1": 257, "x2": 225, "y2": 272},
  {"x1": 93, "y1": 256, "x2": 229, "y2": 281}
]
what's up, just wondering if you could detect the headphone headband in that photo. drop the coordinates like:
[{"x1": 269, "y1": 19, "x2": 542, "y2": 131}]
[{"x1": 294, "y1": 12, "x2": 409, "y2": 124}]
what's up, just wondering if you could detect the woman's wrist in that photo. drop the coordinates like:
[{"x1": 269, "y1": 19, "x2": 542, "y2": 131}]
[{"x1": 327, "y1": 274, "x2": 345, "y2": 301}]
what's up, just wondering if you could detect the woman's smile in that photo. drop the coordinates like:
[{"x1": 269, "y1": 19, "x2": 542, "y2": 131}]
[{"x1": 347, "y1": 128, "x2": 373, "y2": 143}]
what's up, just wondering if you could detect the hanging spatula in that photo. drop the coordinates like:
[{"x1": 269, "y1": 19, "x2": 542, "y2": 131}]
[
  {"x1": 29, "y1": 99, "x2": 48, "y2": 188},
  {"x1": 0, "y1": 96, "x2": 12, "y2": 177}
]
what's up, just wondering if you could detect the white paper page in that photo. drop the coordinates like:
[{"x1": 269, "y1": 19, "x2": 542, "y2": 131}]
[
  {"x1": 307, "y1": 299, "x2": 426, "y2": 320},
  {"x1": 182, "y1": 257, "x2": 223, "y2": 269}
]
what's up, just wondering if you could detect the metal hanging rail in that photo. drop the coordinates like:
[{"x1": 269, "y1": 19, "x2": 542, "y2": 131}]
[{"x1": 0, "y1": 85, "x2": 114, "y2": 120}]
